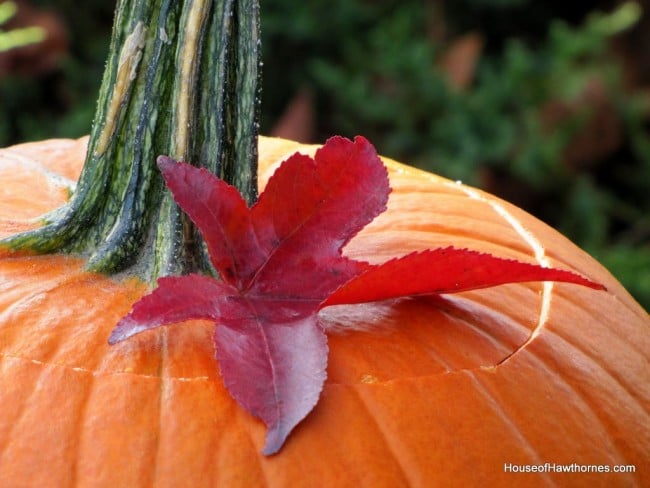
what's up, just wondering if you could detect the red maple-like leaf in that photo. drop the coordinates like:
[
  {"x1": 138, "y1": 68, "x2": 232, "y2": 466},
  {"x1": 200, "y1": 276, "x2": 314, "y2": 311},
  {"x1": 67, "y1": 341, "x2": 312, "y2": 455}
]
[{"x1": 109, "y1": 136, "x2": 604, "y2": 455}]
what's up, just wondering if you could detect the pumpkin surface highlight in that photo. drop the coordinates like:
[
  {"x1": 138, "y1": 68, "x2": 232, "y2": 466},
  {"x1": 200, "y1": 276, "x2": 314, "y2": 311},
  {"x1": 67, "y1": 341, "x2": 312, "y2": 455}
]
[{"x1": 0, "y1": 137, "x2": 648, "y2": 487}]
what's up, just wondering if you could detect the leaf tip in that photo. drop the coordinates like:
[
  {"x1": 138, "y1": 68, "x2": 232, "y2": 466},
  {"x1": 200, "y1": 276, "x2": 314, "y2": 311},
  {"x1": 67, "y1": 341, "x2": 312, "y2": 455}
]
[
  {"x1": 156, "y1": 155, "x2": 177, "y2": 172},
  {"x1": 263, "y1": 413, "x2": 314, "y2": 455},
  {"x1": 107, "y1": 317, "x2": 146, "y2": 345},
  {"x1": 261, "y1": 426, "x2": 289, "y2": 456},
  {"x1": 585, "y1": 280, "x2": 607, "y2": 291},
  {"x1": 352, "y1": 134, "x2": 371, "y2": 147},
  {"x1": 107, "y1": 328, "x2": 126, "y2": 345}
]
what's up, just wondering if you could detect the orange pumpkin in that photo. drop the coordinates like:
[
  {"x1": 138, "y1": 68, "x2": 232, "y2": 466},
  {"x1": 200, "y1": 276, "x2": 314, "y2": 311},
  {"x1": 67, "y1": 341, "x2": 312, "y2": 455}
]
[{"x1": 1, "y1": 136, "x2": 648, "y2": 487}]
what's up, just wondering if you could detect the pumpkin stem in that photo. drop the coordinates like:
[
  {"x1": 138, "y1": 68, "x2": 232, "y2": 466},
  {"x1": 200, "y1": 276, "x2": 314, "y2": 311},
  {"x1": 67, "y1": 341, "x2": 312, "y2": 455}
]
[{"x1": 1, "y1": 0, "x2": 261, "y2": 280}]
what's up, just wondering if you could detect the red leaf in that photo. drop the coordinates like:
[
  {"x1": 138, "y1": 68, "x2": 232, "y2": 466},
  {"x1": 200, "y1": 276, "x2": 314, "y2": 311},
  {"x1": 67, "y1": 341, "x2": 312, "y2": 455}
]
[
  {"x1": 323, "y1": 247, "x2": 605, "y2": 306},
  {"x1": 112, "y1": 136, "x2": 389, "y2": 454},
  {"x1": 157, "y1": 156, "x2": 261, "y2": 288},
  {"x1": 214, "y1": 313, "x2": 327, "y2": 455},
  {"x1": 248, "y1": 135, "x2": 387, "y2": 299},
  {"x1": 111, "y1": 135, "x2": 604, "y2": 455},
  {"x1": 108, "y1": 274, "x2": 235, "y2": 344}
]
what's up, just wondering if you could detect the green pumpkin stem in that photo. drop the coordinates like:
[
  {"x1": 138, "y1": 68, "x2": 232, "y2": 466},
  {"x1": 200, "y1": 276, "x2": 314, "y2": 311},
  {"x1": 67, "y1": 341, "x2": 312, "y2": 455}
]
[{"x1": 1, "y1": 0, "x2": 261, "y2": 281}]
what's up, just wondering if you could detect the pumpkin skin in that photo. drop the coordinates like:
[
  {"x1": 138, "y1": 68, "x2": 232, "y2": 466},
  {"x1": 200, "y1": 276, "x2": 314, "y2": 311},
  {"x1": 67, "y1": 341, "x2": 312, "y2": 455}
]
[{"x1": 0, "y1": 137, "x2": 648, "y2": 487}]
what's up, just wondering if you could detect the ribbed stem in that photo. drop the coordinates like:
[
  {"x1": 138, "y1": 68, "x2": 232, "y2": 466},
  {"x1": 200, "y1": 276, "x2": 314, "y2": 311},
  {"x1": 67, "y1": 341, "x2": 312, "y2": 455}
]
[{"x1": 2, "y1": 0, "x2": 261, "y2": 281}]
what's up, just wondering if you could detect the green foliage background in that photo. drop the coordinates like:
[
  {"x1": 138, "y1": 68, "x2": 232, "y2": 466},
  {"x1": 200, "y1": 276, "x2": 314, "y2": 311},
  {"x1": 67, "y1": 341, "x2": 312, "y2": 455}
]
[{"x1": 1, "y1": 0, "x2": 649, "y2": 309}]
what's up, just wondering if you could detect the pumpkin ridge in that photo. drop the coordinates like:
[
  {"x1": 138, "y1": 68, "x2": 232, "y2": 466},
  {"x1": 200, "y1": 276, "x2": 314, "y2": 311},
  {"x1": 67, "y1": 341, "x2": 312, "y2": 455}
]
[
  {"x1": 537, "y1": 313, "x2": 649, "y2": 409},
  {"x1": 555, "y1": 286, "x2": 650, "y2": 354},
  {"x1": 0, "y1": 138, "x2": 86, "y2": 181},
  {"x1": 0, "y1": 274, "x2": 137, "y2": 372},
  {"x1": 515, "y1": 327, "x2": 648, "y2": 478},
  {"x1": 496, "y1": 292, "x2": 648, "y2": 412},
  {"x1": 0, "y1": 286, "x2": 120, "y2": 370},
  {"x1": 346, "y1": 385, "x2": 421, "y2": 487},
  {"x1": 78, "y1": 367, "x2": 163, "y2": 485},
  {"x1": 3, "y1": 150, "x2": 77, "y2": 192},
  {"x1": 543, "y1": 335, "x2": 647, "y2": 458},
  {"x1": 0, "y1": 361, "x2": 39, "y2": 462},
  {"x1": 291, "y1": 383, "x2": 410, "y2": 487},
  {"x1": 151, "y1": 366, "x2": 168, "y2": 487},
  {"x1": 0, "y1": 269, "x2": 76, "y2": 311},
  {"x1": 151, "y1": 329, "x2": 177, "y2": 484},
  {"x1": 68, "y1": 367, "x2": 95, "y2": 488},
  {"x1": 0, "y1": 357, "x2": 92, "y2": 481},
  {"x1": 465, "y1": 370, "x2": 555, "y2": 480},
  {"x1": 232, "y1": 399, "x2": 271, "y2": 487},
  {"x1": 348, "y1": 371, "x2": 556, "y2": 485},
  {"x1": 0, "y1": 262, "x2": 89, "y2": 354},
  {"x1": 493, "y1": 341, "x2": 635, "y2": 471},
  {"x1": 568, "y1": 294, "x2": 650, "y2": 351},
  {"x1": 411, "y1": 339, "x2": 552, "y2": 475}
]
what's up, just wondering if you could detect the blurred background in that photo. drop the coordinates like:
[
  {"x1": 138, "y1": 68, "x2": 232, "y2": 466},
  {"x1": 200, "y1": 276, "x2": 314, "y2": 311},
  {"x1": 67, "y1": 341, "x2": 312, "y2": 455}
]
[{"x1": 1, "y1": 0, "x2": 649, "y2": 309}]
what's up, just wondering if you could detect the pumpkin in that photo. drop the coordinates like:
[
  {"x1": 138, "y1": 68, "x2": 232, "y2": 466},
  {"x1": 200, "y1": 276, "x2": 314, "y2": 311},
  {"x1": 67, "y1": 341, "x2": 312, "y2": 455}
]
[
  {"x1": 0, "y1": 135, "x2": 648, "y2": 487},
  {"x1": 2, "y1": 0, "x2": 648, "y2": 484}
]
